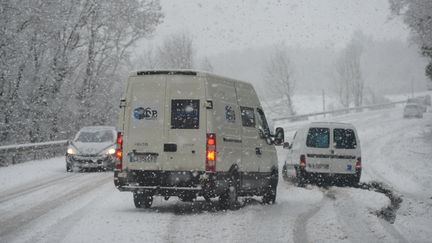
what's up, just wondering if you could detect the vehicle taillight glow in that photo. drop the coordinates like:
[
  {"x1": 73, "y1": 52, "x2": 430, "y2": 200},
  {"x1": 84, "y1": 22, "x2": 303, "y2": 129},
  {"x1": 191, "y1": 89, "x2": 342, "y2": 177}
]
[
  {"x1": 355, "y1": 157, "x2": 362, "y2": 169},
  {"x1": 206, "y1": 133, "x2": 216, "y2": 172},
  {"x1": 115, "y1": 132, "x2": 123, "y2": 170},
  {"x1": 300, "y1": 154, "x2": 306, "y2": 169}
]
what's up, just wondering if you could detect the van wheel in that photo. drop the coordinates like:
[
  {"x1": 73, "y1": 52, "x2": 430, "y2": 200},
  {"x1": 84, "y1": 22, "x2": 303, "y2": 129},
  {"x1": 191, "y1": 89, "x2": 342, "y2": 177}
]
[
  {"x1": 219, "y1": 174, "x2": 239, "y2": 210},
  {"x1": 296, "y1": 169, "x2": 307, "y2": 187},
  {"x1": 282, "y1": 164, "x2": 288, "y2": 181},
  {"x1": 263, "y1": 171, "x2": 278, "y2": 204},
  {"x1": 350, "y1": 175, "x2": 360, "y2": 187},
  {"x1": 66, "y1": 164, "x2": 72, "y2": 172},
  {"x1": 133, "y1": 192, "x2": 153, "y2": 208}
]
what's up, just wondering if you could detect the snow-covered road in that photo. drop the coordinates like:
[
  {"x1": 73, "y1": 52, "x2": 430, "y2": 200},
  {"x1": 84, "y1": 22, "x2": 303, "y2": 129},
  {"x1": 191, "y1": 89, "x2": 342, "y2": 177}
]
[{"x1": 0, "y1": 106, "x2": 431, "y2": 243}]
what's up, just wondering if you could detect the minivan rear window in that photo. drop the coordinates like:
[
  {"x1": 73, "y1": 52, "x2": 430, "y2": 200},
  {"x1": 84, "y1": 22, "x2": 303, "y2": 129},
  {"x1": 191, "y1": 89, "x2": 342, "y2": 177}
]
[
  {"x1": 334, "y1": 128, "x2": 357, "y2": 149},
  {"x1": 171, "y1": 99, "x2": 200, "y2": 129},
  {"x1": 306, "y1": 128, "x2": 330, "y2": 148}
]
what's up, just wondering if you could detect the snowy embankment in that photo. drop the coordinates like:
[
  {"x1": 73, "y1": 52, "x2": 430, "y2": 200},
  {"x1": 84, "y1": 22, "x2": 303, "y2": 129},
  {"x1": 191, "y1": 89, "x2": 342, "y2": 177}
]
[{"x1": 0, "y1": 101, "x2": 431, "y2": 242}]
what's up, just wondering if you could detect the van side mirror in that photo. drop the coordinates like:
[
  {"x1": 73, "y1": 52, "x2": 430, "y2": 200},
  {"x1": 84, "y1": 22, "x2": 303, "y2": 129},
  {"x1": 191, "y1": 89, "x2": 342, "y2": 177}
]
[
  {"x1": 274, "y1": 127, "x2": 284, "y2": 145},
  {"x1": 283, "y1": 142, "x2": 290, "y2": 149}
]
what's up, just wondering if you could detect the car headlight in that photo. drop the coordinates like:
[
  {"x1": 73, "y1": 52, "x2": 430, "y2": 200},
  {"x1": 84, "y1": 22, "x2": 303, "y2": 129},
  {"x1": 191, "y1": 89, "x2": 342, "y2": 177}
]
[
  {"x1": 67, "y1": 147, "x2": 77, "y2": 155},
  {"x1": 107, "y1": 148, "x2": 116, "y2": 155}
]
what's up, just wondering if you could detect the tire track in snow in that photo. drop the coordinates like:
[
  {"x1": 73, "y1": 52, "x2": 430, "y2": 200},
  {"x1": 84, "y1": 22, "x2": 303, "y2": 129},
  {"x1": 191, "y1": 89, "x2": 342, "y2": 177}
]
[
  {"x1": 0, "y1": 173, "x2": 81, "y2": 203},
  {"x1": 0, "y1": 174, "x2": 112, "y2": 240},
  {"x1": 292, "y1": 189, "x2": 328, "y2": 243}
]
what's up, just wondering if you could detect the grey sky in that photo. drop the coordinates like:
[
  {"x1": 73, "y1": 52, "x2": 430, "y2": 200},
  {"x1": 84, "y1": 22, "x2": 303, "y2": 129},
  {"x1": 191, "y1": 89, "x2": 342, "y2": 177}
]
[{"x1": 145, "y1": 0, "x2": 410, "y2": 55}]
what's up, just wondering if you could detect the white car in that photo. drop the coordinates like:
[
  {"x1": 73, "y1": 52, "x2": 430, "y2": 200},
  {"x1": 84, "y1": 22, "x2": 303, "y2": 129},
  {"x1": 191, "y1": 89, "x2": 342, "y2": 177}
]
[
  {"x1": 114, "y1": 70, "x2": 284, "y2": 209},
  {"x1": 403, "y1": 103, "x2": 423, "y2": 118},
  {"x1": 282, "y1": 122, "x2": 361, "y2": 186},
  {"x1": 66, "y1": 126, "x2": 117, "y2": 172}
]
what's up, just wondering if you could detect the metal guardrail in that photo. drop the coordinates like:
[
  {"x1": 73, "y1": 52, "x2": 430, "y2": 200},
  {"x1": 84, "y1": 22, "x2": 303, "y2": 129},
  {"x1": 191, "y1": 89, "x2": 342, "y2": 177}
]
[
  {"x1": 0, "y1": 100, "x2": 409, "y2": 167},
  {"x1": 0, "y1": 140, "x2": 68, "y2": 167},
  {"x1": 272, "y1": 100, "x2": 407, "y2": 122}
]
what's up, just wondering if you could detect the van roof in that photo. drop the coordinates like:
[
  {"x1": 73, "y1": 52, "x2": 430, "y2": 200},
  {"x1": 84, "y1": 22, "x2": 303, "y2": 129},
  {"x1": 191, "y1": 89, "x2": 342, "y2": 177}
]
[
  {"x1": 129, "y1": 69, "x2": 251, "y2": 86},
  {"x1": 307, "y1": 122, "x2": 355, "y2": 128},
  {"x1": 79, "y1": 126, "x2": 116, "y2": 132}
]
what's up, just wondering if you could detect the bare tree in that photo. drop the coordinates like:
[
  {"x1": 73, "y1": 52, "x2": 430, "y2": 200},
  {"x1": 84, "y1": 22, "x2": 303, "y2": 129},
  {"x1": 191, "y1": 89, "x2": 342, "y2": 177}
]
[
  {"x1": 134, "y1": 45, "x2": 160, "y2": 70},
  {"x1": 157, "y1": 32, "x2": 195, "y2": 69},
  {"x1": 335, "y1": 32, "x2": 364, "y2": 108},
  {"x1": 264, "y1": 44, "x2": 295, "y2": 115},
  {"x1": 390, "y1": 0, "x2": 432, "y2": 88},
  {"x1": 200, "y1": 56, "x2": 214, "y2": 72}
]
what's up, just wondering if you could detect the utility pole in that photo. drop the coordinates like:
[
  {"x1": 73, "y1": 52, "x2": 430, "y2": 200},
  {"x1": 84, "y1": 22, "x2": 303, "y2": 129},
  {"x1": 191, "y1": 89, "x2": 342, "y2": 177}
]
[
  {"x1": 411, "y1": 78, "x2": 414, "y2": 98},
  {"x1": 322, "y1": 89, "x2": 326, "y2": 117}
]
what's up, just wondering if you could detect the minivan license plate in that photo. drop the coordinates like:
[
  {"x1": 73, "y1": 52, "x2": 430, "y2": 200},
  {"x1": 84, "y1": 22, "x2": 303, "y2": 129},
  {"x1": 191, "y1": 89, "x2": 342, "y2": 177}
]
[{"x1": 129, "y1": 153, "x2": 158, "y2": 163}]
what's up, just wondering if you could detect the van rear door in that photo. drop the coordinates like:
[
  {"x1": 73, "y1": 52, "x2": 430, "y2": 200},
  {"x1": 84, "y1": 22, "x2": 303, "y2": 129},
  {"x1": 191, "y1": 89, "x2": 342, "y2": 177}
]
[
  {"x1": 165, "y1": 75, "x2": 206, "y2": 171},
  {"x1": 331, "y1": 128, "x2": 358, "y2": 174},
  {"x1": 124, "y1": 75, "x2": 167, "y2": 171},
  {"x1": 305, "y1": 127, "x2": 332, "y2": 173}
]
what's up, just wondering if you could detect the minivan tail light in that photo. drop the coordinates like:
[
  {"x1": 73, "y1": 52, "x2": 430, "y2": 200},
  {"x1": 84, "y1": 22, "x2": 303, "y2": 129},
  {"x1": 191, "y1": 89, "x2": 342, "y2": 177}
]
[
  {"x1": 206, "y1": 133, "x2": 216, "y2": 172},
  {"x1": 355, "y1": 157, "x2": 362, "y2": 169},
  {"x1": 300, "y1": 154, "x2": 306, "y2": 169},
  {"x1": 115, "y1": 132, "x2": 123, "y2": 170}
]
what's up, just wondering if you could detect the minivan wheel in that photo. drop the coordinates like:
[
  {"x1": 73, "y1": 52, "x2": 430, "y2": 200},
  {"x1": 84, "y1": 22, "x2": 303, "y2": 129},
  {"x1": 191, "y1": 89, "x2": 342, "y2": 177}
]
[
  {"x1": 219, "y1": 175, "x2": 239, "y2": 210},
  {"x1": 350, "y1": 175, "x2": 360, "y2": 187},
  {"x1": 296, "y1": 169, "x2": 307, "y2": 187},
  {"x1": 282, "y1": 164, "x2": 288, "y2": 181},
  {"x1": 133, "y1": 192, "x2": 153, "y2": 208}
]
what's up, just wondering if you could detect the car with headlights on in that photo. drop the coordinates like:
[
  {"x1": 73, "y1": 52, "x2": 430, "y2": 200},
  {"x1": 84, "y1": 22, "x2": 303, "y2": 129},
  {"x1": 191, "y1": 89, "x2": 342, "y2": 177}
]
[{"x1": 66, "y1": 126, "x2": 117, "y2": 172}]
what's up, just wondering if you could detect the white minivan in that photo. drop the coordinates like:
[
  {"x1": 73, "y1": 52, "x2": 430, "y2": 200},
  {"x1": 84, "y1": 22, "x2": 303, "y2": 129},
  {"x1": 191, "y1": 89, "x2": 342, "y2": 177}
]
[
  {"x1": 282, "y1": 122, "x2": 361, "y2": 186},
  {"x1": 114, "y1": 70, "x2": 284, "y2": 209}
]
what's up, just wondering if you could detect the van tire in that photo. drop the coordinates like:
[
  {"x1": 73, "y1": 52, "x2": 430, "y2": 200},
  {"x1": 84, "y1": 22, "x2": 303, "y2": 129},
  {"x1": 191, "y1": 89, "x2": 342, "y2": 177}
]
[
  {"x1": 133, "y1": 192, "x2": 153, "y2": 208},
  {"x1": 282, "y1": 164, "x2": 288, "y2": 181},
  {"x1": 219, "y1": 173, "x2": 239, "y2": 210},
  {"x1": 296, "y1": 168, "x2": 307, "y2": 187},
  {"x1": 262, "y1": 170, "x2": 278, "y2": 204}
]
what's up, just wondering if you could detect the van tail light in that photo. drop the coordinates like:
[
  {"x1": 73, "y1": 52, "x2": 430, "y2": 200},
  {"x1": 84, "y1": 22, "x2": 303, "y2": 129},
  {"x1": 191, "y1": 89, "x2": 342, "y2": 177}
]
[
  {"x1": 206, "y1": 133, "x2": 216, "y2": 172},
  {"x1": 355, "y1": 157, "x2": 362, "y2": 169},
  {"x1": 115, "y1": 132, "x2": 123, "y2": 170},
  {"x1": 300, "y1": 154, "x2": 306, "y2": 169}
]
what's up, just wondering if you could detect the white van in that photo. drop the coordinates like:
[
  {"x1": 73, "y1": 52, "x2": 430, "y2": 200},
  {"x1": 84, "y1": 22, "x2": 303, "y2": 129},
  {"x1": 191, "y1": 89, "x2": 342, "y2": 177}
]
[
  {"x1": 282, "y1": 122, "x2": 361, "y2": 186},
  {"x1": 114, "y1": 70, "x2": 284, "y2": 209}
]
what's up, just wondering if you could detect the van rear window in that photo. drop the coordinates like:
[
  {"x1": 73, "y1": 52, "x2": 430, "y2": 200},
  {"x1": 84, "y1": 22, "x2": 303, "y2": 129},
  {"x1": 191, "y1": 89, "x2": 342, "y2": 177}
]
[
  {"x1": 334, "y1": 128, "x2": 357, "y2": 149},
  {"x1": 171, "y1": 99, "x2": 200, "y2": 129},
  {"x1": 306, "y1": 128, "x2": 330, "y2": 148}
]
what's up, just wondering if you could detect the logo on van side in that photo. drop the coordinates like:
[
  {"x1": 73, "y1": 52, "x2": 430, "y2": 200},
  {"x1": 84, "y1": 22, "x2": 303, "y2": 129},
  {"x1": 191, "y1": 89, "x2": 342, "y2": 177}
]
[{"x1": 133, "y1": 107, "x2": 158, "y2": 120}]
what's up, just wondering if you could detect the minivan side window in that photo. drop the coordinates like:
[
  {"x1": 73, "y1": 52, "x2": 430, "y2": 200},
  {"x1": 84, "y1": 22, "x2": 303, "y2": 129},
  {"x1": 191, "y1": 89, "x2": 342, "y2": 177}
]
[
  {"x1": 306, "y1": 128, "x2": 330, "y2": 148},
  {"x1": 240, "y1": 107, "x2": 255, "y2": 127},
  {"x1": 171, "y1": 99, "x2": 200, "y2": 129},
  {"x1": 333, "y1": 128, "x2": 357, "y2": 149}
]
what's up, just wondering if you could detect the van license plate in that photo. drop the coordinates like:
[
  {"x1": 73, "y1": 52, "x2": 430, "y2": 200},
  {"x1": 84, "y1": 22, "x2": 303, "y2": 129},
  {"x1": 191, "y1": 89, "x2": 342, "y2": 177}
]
[
  {"x1": 309, "y1": 164, "x2": 329, "y2": 169},
  {"x1": 129, "y1": 153, "x2": 158, "y2": 163}
]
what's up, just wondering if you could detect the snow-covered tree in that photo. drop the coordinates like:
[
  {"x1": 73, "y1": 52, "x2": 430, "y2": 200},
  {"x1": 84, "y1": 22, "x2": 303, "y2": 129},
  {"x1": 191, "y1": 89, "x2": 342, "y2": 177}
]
[
  {"x1": 389, "y1": 0, "x2": 432, "y2": 87},
  {"x1": 200, "y1": 57, "x2": 214, "y2": 72},
  {"x1": 334, "y1": 31, "x2": 365, "y2": 108},
  {"x1": 263, "y1": 44, "x2": 296, "y2": 116},
  {"x1": 0, "y1": 0, "x2": 163, "y2": 145},
  {"x1": 157, "y1": 32, "x2": 195, "y2": 69}
]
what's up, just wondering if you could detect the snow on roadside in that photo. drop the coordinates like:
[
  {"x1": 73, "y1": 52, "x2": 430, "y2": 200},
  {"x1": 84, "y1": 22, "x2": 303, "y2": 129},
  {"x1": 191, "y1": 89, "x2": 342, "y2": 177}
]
[
  {"x1": 0, "y1": 157, "x2": 65, "y2": 193},
  {"x1": 307, "y1": 187, "x2": 393, "y2": 243}
]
